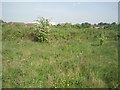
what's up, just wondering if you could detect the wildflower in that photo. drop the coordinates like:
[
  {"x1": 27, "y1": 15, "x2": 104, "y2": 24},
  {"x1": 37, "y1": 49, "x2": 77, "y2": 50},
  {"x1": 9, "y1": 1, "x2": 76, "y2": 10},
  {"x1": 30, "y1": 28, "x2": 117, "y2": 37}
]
[
  {"x1": 67, "y1": 84, "x2": 70, "y2": 86},
  {"x1": 55, "y1": 86, "x2": 57, "y2": 88},
  {"x1": 62, "y1": 80, "x2": 66, "y2": 84},
  {"x1": 72, "y1": 78, "x2": 74, "y2": 80},
  {"x1": 62, "y1": 80, "x2": 66, "y2": 82}
]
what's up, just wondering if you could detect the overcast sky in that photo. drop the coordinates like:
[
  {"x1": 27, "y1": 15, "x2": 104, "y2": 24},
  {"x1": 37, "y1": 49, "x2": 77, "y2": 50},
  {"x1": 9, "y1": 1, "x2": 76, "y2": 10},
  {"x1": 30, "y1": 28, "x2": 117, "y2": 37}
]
[{"x1": 1, "y1": 2, "x2": 118, "y2": 24}]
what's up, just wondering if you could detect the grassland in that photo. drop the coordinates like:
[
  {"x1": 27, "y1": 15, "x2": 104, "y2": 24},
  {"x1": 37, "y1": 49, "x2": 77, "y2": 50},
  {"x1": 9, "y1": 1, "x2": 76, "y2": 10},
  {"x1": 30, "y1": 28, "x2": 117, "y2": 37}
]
[{"x1": 2, "y1": 23, "x2": 118, "y2": 88}]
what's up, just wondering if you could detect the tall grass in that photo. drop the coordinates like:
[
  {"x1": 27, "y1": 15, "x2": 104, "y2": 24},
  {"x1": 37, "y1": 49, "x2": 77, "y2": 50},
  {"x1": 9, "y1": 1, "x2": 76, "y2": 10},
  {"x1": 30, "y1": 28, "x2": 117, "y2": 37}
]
[{"x1": 2, "y1": 24, "x2": 118, "y2": 88}]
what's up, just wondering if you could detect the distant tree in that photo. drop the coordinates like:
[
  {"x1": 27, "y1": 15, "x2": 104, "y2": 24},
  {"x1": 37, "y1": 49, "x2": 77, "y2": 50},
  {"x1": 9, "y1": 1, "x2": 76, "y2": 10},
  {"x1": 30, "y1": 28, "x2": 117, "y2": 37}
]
[
  {"x1": 63, "y1": 23, "x2": 72, "y2": 27},
  {"x1": 98, "y1": 22, "x2": 103, "y2": 25},
  {"x1": 0, "y1": 20, "x2": 5, "y2": 24},
  {"x1": 98, "y1": 22, "x2": 109, "y2": 25},
  {"x1": 111, "y1": 22, "x2": 116, "y2": 25},
  {"x1": 57, "y1": 24, "x2": 61, "y2": 26},
  {"x1": 81, "y1": 22, "x2": 91, "y2": 28},
  {"x1": 0, "y1": 20, "x2": 4, "y2": 23},
  {"x1": 73, "y1": 24, "x2": 81, "y2": 29}
]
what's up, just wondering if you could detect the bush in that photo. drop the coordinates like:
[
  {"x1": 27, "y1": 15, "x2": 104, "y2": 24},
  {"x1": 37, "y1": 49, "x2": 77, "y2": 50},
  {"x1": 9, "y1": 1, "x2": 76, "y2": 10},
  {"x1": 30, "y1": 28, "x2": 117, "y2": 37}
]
[
  {"x1": 99, "y1": 34, "x2": 105, "y2": 45},
  {"x1": 81, "y1": 22, "x2": 91, "y2": 28},
  {"x1": 33, "y1": 17, "x2": 50, "y2": 42}
]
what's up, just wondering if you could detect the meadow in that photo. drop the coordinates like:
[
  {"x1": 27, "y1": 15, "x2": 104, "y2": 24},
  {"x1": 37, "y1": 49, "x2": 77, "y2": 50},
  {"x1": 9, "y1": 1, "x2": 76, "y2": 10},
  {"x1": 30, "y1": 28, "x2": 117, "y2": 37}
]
[{"x1": 2, "y1": 22, "x2": 119, "y2": 88}]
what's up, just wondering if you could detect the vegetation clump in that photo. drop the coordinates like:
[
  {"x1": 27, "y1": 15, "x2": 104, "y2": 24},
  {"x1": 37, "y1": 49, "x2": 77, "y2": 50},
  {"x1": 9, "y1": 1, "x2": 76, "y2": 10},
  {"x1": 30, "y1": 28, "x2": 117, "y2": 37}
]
[
  {"x1": 33, "y1": 17, "x2": 50, "y2": 42},
  {"x1": 2, "y1": 19, "x2": 118, "y2": 88}
]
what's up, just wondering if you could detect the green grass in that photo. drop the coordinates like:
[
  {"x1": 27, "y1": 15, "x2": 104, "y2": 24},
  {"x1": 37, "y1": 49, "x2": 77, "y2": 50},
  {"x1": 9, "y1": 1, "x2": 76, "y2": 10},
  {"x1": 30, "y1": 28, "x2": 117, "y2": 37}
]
[{"x1": 2, "y1": 24, "x2": 118, "y2": 88}]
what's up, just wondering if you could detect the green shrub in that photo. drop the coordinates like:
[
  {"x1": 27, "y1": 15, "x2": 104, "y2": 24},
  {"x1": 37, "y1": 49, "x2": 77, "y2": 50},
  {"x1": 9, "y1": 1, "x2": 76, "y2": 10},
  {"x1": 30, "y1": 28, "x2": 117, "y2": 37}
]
[
  {"x1": 33, "y1": 17, "x2": 50, "y2": 42},
  {"x1": 99, "y1": 34, "x2": 105, "y2": 45}
]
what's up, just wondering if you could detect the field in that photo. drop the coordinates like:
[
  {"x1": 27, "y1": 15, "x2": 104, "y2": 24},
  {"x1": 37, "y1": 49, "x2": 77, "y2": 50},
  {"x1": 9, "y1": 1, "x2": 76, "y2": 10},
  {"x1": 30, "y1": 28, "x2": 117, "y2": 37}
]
[{"x1": 2, "y1": 23, "x2": 118, "y2": 88}]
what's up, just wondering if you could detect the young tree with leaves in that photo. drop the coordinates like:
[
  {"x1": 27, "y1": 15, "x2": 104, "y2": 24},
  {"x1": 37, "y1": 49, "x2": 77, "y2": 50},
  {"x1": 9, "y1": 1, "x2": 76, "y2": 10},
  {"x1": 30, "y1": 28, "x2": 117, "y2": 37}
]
[{"x1": 34, "y1": 17, "x2": 50, "y2": 42}]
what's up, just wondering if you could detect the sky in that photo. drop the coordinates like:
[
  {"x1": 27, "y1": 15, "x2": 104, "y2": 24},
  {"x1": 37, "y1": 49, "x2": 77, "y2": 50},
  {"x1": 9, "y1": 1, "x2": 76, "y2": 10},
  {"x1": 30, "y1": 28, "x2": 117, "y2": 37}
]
[{"x1": 1, "y1": 2, "x2": 118, "y2": 24}]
